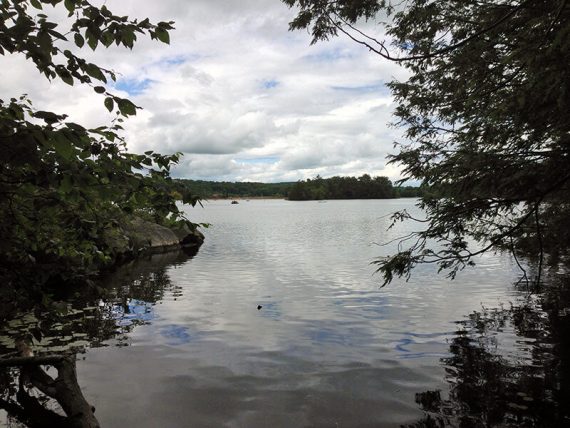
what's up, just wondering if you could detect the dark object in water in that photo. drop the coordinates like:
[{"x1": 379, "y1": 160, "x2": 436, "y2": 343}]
[
  {"x1": 1, "y1": 341, "x2": 100, "y2": 427},
  {"x1": 231, "y1": 200, "x2": 239, "y2": 204},
  {"x1": 257, "y1": 305, "x2": 262, "y2": 310}
]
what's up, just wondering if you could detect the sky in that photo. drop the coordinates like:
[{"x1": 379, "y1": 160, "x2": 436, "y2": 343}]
[{"x1": 1, "y1": 0, "x2": 409, "y2": 183}]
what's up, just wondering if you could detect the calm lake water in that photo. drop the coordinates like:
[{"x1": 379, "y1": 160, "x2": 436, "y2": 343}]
[{"x1": 2, "y1": 199, "x2": 568, "y2": 427}]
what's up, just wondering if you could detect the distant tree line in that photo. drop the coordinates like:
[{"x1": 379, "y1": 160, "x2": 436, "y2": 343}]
[
  {"x1": 177, "y1": 176, "x2": 422, "y2": 200},
  {"x1": 177, "y1": 179, "x2": 293, "y2": 198},
  {"x1": 288, "y1": 174, "x2": 422, "y2": 200}
]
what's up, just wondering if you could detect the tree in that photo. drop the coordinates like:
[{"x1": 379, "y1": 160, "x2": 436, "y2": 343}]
[
  {"x1": 283, "y1": 0, "x2": 570, "y2": 284},
  {"x1": 286, "y1": 174, "x2": 400, "y2": 200},
  {"x1": 0, "y1": 0, "x2": 199, "y2": 289}
]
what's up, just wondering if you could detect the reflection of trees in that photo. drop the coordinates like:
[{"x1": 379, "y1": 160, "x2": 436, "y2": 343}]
[
  {"x1": 0, "y1": 353, "x2": 99, "y2": 427},
  {"x1": 103, "y1": 248, "x2": 194, "y2": 304},
  {"x1": 93, "y1": 249, "x2": 195, "y2": 344},
  {"x1": 406, "y1": 278, "x2": 570, "y2": 428},
  {"x1": 0, "y1": 249, "x2": 197, "y2": 354},
  {"x1": 0, "y1": 248, "x2": 198, "y2": 427}
]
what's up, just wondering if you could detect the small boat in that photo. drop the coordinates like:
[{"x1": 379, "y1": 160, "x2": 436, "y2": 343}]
[{"x1": 231, "y1": 200, "x2": 239, "y2": 204}]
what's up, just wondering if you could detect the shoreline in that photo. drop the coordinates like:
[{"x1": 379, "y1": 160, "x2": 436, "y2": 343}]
[{"x1": 204, "y1": 196, "x2": 286, "y2": 200}]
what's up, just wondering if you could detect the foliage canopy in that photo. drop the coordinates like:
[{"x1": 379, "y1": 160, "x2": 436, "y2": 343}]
[
  {"x1": 284, "y1": 0, "x2": 570, "y2": 284},
  {"x1": 0, "y1": 0, "x2": 199, "y2": 288}
]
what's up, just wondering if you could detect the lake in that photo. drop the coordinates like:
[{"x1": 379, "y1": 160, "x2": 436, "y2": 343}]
[{"x1": 2, "y1": 199, "x2": 568, "y2": 427}]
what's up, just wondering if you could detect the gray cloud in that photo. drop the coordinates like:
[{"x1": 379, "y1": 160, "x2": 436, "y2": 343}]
[{"x1": 0, "y1": 0, "x2": 408, "y2": 183}]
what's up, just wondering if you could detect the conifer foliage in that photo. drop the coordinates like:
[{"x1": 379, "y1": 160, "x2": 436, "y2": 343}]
[{"x1": 284, "y1": 0, "x2": 570, "y2": 283}]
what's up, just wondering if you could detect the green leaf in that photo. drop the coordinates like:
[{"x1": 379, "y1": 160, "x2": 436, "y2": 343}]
[
  {"x1": 104, "y1": 97, "x2": 114, "y2": 112},
  {"x1": 64, "y1": 0, "x2": 75, "y2": 14},
  {"x1": 56, "y1": 68, "x2": 74, "y2": 86},
  {"x1": 101, "y1": 30, "x2": 114, "y2": 47},
  {"x1": 47, "y1": 29, "x2": 67, "y2": 41},
  {"x1": 52, "y1": 134, "x2": 75, "y2": 160},
  {"x1": 34, "y1": 111, "x2": 62, "y2": 124},
  {"x1": 157, "y1": 21, "x2": 175, "y2": 30},
  {"x1": 154, "y1": 28, "x2": 170, "y2": 44},
  {"x1": 117, "y1": 99, "x2": 137, "y2": 116},
  {"x1": 94, "y1": 86, "x2": 106, "y2": 94},
  {"x1": 121, "y1": 29, "x2": 136, "y2": 49},
  {"x1": 36, "y1": 30, "x2": 52, "y2": 53},
  {"x1": 84, "y1": 63, "x2": 106, "y2": 83},
  {"x1": 87, "y1": 35, "x2": 98, "y2": 51},
  {"x1": 74, "y1": 33, "x2": 84, "y2": 48},
  {"x1": 30, "y1": 0, "x2": 42, "y2": 9},
  {"x1": 100, "y1": 5, "x2": 112, "y2": 17}
]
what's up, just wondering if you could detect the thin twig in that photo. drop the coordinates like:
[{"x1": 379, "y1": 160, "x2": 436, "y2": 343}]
[
  {"x1": 330, "y1": 0, "x2": 531, "y2": 62},
  {"x1": 510, "y1": 235, "x2": 529, "y2": 288}
]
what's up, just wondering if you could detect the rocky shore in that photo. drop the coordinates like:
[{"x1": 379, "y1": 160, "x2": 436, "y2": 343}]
[{"x1": 106, "y1": 217, "x2": 205, "y2": 264}]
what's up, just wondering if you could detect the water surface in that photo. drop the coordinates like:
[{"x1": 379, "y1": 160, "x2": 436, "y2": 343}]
[{"x1": 3, "y1": 199, "x2": 561, "y2": 427}]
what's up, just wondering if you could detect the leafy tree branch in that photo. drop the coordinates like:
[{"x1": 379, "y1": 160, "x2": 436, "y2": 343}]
[
  {"x1": 1, "y1": 0, "x2": 200, "y2": 291},
  {"x1": 284, "y1": 0, "x2": 570, "y2": 284}
]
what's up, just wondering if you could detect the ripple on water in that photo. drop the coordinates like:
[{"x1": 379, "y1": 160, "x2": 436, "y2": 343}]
[{"x1": 2, "y1": 200, "x2": 541, "y2": 427}]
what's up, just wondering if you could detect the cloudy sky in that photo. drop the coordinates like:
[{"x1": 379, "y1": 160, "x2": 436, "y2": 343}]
[{"x1": 2, "y1": 0, "x2": 409, "y2": 183}]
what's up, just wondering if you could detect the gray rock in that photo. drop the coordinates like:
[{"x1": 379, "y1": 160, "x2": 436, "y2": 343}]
[
  {"x1": 171, "y1": 223, "x2": 205, "y2": 247},
  {"x1": 101, "y1": 217, "x2": 205, "y2": 271},
  {"x1": 122, "y1": 218, "x2": 178, "y2": 252}
]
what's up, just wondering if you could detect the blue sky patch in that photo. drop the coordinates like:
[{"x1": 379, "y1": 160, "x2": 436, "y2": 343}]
[
  {"x1": 262, "y1": 79, "x2": 279, "y2": 89},
  {"x1": 115, "y1": 78, "x2": 154, "y2": 96},
  {"x1": 160, "y1": 324, "x2": 193, "y2": 345},
  {"x1": 164, "y1": 56, "x2": 187, "y2": 66},
  {"x1": 156, "y1": 53, "x2": 202, "y2": 68}
]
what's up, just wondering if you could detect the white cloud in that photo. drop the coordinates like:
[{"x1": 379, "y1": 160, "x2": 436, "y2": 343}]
[{"x1": 0, "y1": 0, "x2": 409, "y2": 183}]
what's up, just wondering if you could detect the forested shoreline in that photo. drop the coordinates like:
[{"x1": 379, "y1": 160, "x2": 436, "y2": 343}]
[
  {"x1": 287, "y1": 175, "x2": 422, "y2": 200},
  {"x1": 177, "y1": 175, "x2": 423, "y2": 200},
  {"x1": 176, "y1": 179, "x2": 293, "y2": 199}
]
